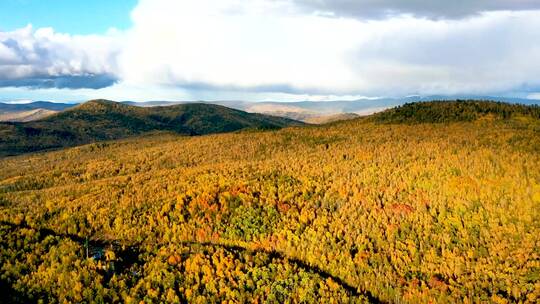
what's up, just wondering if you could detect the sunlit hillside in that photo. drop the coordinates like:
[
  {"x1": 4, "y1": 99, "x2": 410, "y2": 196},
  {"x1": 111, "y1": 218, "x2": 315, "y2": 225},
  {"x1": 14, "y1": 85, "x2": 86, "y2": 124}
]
[
  {"x1": 1, "y1": 101, "x2": 539, "y2": 303},
  {"x1": 0, "y1": 108, "x2": 56, "y2": 122}
]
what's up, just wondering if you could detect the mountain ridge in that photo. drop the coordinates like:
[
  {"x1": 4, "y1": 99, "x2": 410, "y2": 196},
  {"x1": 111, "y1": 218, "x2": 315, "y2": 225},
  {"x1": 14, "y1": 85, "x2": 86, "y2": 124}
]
[
  {"x1": 0, "y1": 109, "x2": 58, "y2": 122},
  {"x1": 0, "y1": 101, "x2": 75, "y2": 112},
  {"x1": 0, "y1": 100, "x2": 303, "y2": 157},
  {"x1": 371, "y1": 100, "x2": 540, "y2": 124},
  {"x1": 2, "y1": 95, "x2": 539, "y2": 123}
]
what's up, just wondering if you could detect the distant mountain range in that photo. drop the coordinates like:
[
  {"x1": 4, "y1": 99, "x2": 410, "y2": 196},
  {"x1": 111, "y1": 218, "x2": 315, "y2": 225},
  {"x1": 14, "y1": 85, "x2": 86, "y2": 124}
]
[
  {"x1": 1, "y1": 98, "x2": 539, "y2": 157},
  {"x1": 0, "y1": 101, "x2": 76, "y2": 122},
  {"x1": 0, "y1": 101, "x2": 75, "y2": 112},
  {"x1": 0, "y1": 100, "x2": 302, "y2": 157},
  {"x1": 1, "y1": 95, "x2": 539, "y2": 123},
  {"x1": 124, "y1": 95, "x2": 540, "y2": 122},
  {"x1": 0, "y1": 109, "x2": 58, "y2": 122}
]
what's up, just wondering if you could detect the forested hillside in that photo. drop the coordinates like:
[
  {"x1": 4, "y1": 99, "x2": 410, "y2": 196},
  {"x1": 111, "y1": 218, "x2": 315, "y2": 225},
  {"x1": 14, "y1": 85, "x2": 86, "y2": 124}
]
[
  {"x1": 0, "y1": 101, "x2": 539, "y2": 303},
  {"x1": 0, "y1": 100, "x2": 302, "y2": 157},
  {"x1": 373, "y1": 100, "x2": 540, "y2": 124}
]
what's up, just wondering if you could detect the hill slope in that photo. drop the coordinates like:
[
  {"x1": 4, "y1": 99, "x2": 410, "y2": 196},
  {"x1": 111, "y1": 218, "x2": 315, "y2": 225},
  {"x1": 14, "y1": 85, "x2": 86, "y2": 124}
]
[
  {"x1": 0, "y1": 100, "x2": 538, "y2": 303},
  {"x1": 0, "y1": 100, "x2": 302, "y2": 156},
  {"x1": 372, "y1": 100, "x2": 540, "y2": 124},
  {"x1": 0, "y1": 109, "x2": 58, "y2": 122},
  {"x1": 0, "y1": 102, "x2": 74, "y2": 123},
  {"x1": 121, "y1": 96, "x2": 540, "y2": 122},
  {"x1": 304, "y1": 113, "x2": 360, "y2": 124}
]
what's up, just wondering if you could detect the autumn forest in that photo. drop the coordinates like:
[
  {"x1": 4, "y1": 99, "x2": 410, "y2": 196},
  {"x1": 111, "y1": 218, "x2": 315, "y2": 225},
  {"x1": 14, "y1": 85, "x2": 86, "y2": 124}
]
[{"x1": 1, "y1": 100, "x2": 539, "y2": 303}]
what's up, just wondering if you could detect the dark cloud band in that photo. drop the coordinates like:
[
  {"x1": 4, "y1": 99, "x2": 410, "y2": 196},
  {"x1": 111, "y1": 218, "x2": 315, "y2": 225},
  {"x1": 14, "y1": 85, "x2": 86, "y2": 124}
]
[{"x1": 295, "y1": 0, "x2": 540, "y2": 19}]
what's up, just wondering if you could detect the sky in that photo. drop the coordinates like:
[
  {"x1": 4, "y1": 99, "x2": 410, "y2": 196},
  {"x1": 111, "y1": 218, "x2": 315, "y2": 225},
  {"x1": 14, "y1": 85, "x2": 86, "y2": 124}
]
[
  {"x1": 1, "y1": 0, "x2": 540, "y2": 103},
  {"x1": 0, "y1": 0, "x2": 136, "y2": 34}
]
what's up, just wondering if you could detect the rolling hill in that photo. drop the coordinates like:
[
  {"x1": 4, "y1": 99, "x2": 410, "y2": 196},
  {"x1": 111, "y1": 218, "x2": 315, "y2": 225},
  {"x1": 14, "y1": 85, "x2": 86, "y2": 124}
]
[
  {"x1": 0, "y1": 101, "x2": 76, "y2": 123},
  {"x1": 121, "y1": 95, "x2": 540, "y2": 122},
  {"x1": 0, "y1": 99, "x2": 303, "y2": 157},
  {"x1": 0, "y1": 101, "x2": 75, "y2": 112},
  {"x1": 0, "y1": 101, "x2": 76, "y2": 122},
  {"x1": 1, "y1": 100, "x2": 539, "y2": 303},
  {"x1": 372, "y1": 100, "x2": 540, "y2": 124},
  {"x1": 0, "y1": 109, "x2": 58, "y2": 122},
  {"x1": 7, "y1": 95, "x2": 535, "y2": 124}
]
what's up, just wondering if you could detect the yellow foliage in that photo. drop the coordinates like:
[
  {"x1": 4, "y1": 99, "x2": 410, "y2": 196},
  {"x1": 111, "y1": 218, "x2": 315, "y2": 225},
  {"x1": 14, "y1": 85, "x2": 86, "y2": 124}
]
[{"x1": 0, "y1": 117, "x2": 539, "y2": 303}]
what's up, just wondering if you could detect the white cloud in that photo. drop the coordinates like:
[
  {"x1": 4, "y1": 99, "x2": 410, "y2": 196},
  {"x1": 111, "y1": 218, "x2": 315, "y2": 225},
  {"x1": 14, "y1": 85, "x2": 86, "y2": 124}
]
[
  {"x1": 119, "y1": 0, "x2": 362, "y2": 94},
  {"x1": 2, "y1": 0, "x2": 540, "y2": 101},
  {"x1": 2, "y1": 99, "x2": 34, "y2": 104},
  {"x1": 0, "y1": 25, "x2": 122, "y2": 88},
  {"x1": 118, "y1": 0, "x2": 540, "y2": 97},
  {"x1": 528, "y1": 93, "x2": 540, "y2": 100}
]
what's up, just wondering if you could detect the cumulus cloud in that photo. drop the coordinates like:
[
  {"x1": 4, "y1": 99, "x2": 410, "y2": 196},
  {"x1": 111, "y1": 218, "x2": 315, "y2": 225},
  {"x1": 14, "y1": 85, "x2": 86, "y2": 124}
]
[
  {"x1": 0, "y1": 25, "x2": 121, "y2": 89},
  {"x1": 2, "y1": 0, "x2": 540, "y2": 100},
  {"x1": 294, "y1": 0, "x2": 540, "y2": 20},
  {"x1": 118, "y1": 0, "x2": 540, "y2": 97},
  {"x1": 119, "y1": 0, "x2": 360, "y2": 94}
]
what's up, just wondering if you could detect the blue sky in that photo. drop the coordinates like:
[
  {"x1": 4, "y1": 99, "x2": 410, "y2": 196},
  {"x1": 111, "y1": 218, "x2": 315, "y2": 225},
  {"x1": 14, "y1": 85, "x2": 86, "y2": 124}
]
[
  {"x1": 1, "y1": 0, "x2": 540, "y2": 103},
  {"x1": 0, "y1": 0, "x2": 136, "y2": 34}
]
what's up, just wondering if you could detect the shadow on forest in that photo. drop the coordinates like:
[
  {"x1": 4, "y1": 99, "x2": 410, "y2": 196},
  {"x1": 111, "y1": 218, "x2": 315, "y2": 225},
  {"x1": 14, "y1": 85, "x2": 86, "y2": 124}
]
[
  {"x1": 0, "y1": 221, "x2": 385, "y2": 303},
  {"x1": 0, "y1": 277, "x2": 47, "y2": 304}
]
